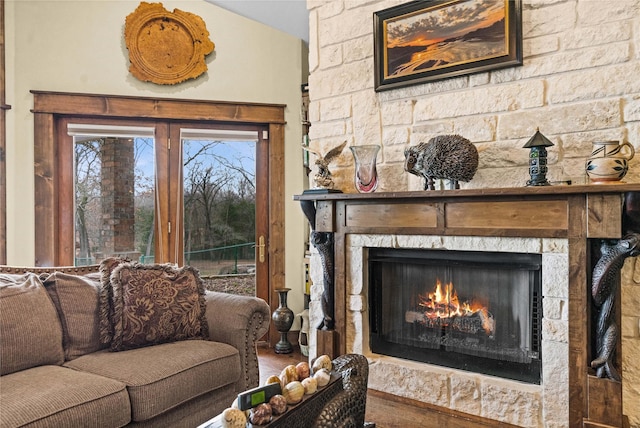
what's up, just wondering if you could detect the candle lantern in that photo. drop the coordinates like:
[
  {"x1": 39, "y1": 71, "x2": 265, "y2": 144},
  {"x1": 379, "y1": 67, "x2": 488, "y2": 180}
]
[{"x1": 523, "y1": 128, "x2": 554, "y2": 186}]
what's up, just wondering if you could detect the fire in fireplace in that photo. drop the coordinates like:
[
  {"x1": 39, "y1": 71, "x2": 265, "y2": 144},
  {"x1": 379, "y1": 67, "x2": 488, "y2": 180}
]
[
  {"x1": 368, "y1": 248, "x2": 542, "y2": 384},
  {"x1": 408, "y1": 279, "x2": 495, "y2": 337}
]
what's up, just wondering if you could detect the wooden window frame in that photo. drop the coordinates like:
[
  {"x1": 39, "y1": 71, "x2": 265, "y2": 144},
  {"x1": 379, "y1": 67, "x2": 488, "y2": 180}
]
[
  {"x1": 0, "y1": 0, "x2": 8, "y2": 264},
  {"x1": 31, "y1": 91, "x2": 286, "y2": 312}
]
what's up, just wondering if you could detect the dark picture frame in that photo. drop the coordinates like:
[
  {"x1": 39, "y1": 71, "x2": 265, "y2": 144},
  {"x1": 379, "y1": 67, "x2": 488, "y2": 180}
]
[{"x1": 374, "y1": 0, "x2": 522, "y2": 92}]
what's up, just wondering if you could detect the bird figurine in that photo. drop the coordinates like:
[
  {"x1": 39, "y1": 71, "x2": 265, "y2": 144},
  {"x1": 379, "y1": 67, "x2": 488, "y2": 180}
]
[
  {"x1": 302, "y1": 141, "x2": 347, "y2": 189},
  {"x1": 404, "y1": 134, "x2": 479, "y2": 190}
]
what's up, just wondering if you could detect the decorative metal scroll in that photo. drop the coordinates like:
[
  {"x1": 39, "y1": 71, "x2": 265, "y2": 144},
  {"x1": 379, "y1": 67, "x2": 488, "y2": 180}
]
[
  {"x1": 300, "y1": 200, "x2": 335, "y2": 330},
  {"x1": 590, "y1": 192, "x2": 640, "y2": 380}
]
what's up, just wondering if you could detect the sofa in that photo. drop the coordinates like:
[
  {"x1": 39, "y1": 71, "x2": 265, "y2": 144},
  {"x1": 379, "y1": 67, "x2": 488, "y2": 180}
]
[{"x1": 0, "y1": 261, "x2": 271, "y2": 428}]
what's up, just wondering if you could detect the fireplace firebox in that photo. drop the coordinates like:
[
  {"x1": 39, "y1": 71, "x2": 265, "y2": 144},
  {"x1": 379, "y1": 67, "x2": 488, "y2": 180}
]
[{"x1": 368, "y1": 248, "x2": 542, "y2": 384}]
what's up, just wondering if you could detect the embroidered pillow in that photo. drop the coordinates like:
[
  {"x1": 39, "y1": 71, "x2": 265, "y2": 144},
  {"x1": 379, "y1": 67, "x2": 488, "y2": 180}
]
[
  {"x1": 109, "y1": 263, "x2": 208, "y2": 351},
  {"x1": 98, "y1": 257, "x2": 129, "y2": 346}
]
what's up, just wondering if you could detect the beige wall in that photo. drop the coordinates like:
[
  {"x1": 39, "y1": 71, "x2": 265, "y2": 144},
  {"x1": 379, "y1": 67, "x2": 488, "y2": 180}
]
[
  {"x1": 4, "y1": 0, "x2": 310, "y2": 317},
  {"x1": 306, "y1": 0, "x2": 639, "y2": 425}
]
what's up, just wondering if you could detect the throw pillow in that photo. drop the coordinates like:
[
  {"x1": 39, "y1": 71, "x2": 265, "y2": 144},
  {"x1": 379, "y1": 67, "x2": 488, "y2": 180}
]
[
  {"x1": 42, "y1": 271, "x2": 107, "y2": 360},
  {"x1": 98, "y1": 257, "x2": 129, "y2": 346},
  {"x1": 0, "y1": 273, "x2": 65, "y2": 374},
  {"x1": 109, "y1": 263, "x2": 209, "y2": 351}
]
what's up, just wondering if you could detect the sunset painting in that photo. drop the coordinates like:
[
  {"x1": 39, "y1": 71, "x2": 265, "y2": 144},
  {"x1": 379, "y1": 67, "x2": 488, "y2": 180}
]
[{"x1": 374, "y1": 0, "x2": 522, "y2": 91}]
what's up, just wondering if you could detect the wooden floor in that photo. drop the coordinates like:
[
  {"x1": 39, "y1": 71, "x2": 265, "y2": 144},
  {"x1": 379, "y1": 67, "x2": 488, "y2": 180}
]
[{"x1": 257, "y1": 345, "x2": 516, "y2": 428}]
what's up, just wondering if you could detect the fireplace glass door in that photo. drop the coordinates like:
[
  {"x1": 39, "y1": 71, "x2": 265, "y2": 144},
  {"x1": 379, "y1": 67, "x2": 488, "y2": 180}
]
[{"x1": 368, "y1": 248, "x2": 542, "y2": 384}]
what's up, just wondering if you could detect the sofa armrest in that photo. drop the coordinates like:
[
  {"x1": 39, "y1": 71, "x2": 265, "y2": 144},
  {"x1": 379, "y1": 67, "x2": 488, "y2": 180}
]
[{"x1": 204, "y1": 291, "x2": 270, "y2": 391}]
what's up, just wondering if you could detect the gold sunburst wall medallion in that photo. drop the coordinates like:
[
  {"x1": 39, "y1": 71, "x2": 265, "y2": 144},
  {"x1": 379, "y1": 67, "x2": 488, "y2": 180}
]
[{"x1": 124, "y1": 2, "x2": 215, "y2": 85}]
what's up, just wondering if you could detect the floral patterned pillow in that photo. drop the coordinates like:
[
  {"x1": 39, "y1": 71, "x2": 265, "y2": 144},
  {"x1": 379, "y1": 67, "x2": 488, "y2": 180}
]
[
  {"x1": 107, "y1": 263, "x2": 208, "y2": 351},
  {"x1": 98, "y1": 257, "x2": 130, "y2": 346}
]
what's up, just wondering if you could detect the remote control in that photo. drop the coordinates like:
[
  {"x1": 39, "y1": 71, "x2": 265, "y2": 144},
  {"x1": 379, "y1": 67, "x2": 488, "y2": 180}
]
[{"x1": 236, "y1": 382, "x2": 282, "y2": 410}]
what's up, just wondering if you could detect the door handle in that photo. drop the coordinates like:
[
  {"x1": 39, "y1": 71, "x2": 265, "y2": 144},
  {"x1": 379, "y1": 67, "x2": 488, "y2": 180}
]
[{"x1": 257, "y1": 235, "x2": 266, "y2": 263}]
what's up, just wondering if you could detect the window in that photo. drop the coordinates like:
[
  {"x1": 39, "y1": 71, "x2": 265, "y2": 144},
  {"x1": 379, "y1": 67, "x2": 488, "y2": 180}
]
[
  {"x1": 33, "y1": 92, "x2": 285, "y2": 343},
  {"x1": 69, "y1": 124, "x2": 156, "y2": 265}
]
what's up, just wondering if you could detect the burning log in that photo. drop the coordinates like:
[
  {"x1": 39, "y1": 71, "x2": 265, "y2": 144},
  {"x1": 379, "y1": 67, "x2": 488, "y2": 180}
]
[
  {"x1": 449, "y1": 310, "x2": 495, "y2": 336},
  {"x1": 420, "y1": 301, "x2": 458, "y2": 314},
  {"x1": 405, "y1": 310, "x2": 426, "y2": 324},
  {"x1": 410, "y1": 278, "x2": 496, "y2": 336},
  {"x1": 405, "y1": 307, "x2": 495, "y2": 336},
  {"x1": 406, "y1": 310, "x2": 443, "y2": 329}
]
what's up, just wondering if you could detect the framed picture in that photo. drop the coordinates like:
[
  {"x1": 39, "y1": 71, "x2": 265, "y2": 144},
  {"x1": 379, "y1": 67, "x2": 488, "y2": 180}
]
[{"x1": 374, "y1": 0, "x2": 522, "y2": 92}]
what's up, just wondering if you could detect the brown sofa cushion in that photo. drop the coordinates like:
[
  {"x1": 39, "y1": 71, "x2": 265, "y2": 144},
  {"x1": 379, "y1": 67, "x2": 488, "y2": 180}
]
[
  {"x1": 41, "y1": 271, "x2": 107, "y2": 360},
  {"x1": 64, "y1": 340, "x2": 240, "y2": 422},
  {"x1": 106, "y1": 262, "x2": 209, "y2": 351},
  {"x1": 1, "y1": 365, "x2": 130, "y2": 427},
  {"x1": 0, "y1": 273, "x2": 64, "y2": 375}
]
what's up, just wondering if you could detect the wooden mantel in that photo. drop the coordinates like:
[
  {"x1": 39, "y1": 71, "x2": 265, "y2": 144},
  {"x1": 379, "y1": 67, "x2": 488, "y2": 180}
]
[{"x1": 295, "y1": 184, "x2": 639, "y2": 428}]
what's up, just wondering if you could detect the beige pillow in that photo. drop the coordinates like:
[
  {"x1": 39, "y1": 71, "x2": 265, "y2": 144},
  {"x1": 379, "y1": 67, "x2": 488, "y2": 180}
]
[
  {"x1": 42, "y1": 271, "x2": 107, "y2": 360},
  {"x1": 109, "y1": 263, "x2": 208, "y2": 351},
  {"x1": 0, "y1": 273, "x2": 64, "y2": 374}
]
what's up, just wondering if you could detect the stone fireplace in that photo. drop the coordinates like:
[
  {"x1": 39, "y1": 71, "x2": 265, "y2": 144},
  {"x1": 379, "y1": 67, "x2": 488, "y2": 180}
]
[
  {"x1": 297, "y1": 186, "x2": 636, "y2": 428},
  {"x1": 338, "y1": 234, "x2": 566, "y2": 427},
  {"x1": 368, "y1": 247, "x2": 543, "y2": 384}
]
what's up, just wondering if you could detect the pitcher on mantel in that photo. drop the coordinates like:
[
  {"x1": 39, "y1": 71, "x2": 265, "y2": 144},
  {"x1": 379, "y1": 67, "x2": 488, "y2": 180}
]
[{"x1": 585, "y1": 140, "x2": 635, "y2": 183}]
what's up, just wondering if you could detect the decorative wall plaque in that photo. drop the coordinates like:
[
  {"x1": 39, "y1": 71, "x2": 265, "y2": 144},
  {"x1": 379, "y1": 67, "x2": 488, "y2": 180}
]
[{"x1": 124, "y1": 2, "x2": 215, "y2": 85}]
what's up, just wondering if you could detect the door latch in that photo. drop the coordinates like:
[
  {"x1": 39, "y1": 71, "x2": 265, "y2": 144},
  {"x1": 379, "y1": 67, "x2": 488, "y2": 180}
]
[{"x1": 257, "y1": 235, "x2": 266, "y2": 263}]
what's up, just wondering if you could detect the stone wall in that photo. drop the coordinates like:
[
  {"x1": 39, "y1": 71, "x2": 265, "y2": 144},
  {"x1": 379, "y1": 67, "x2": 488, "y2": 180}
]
[
  {"x1": 306, "y1": 0, "x2": 640, "y2": 425},
  {"x1": 622, "y1": 257, "x2": 640, "y2": 428}
]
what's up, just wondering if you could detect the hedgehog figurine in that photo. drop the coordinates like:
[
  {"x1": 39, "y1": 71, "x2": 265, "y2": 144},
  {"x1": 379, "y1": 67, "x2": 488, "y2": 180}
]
[{"x1": 404, "y1": 134, "x2": 478, "y2": 190}]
